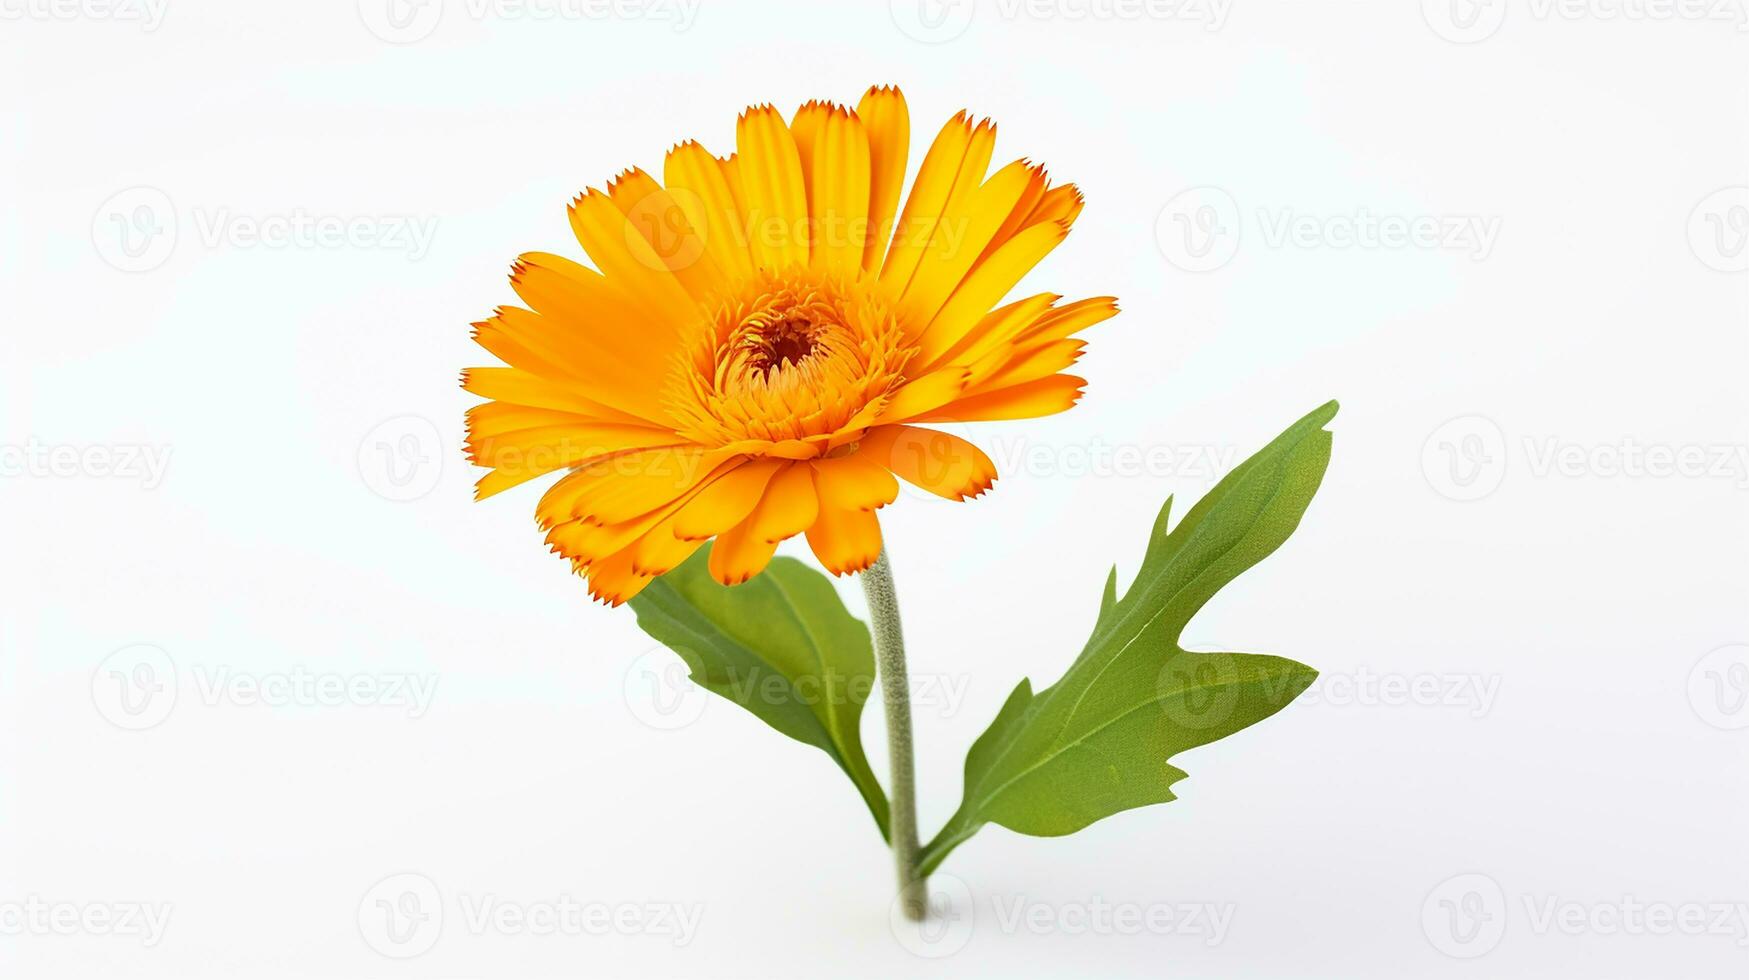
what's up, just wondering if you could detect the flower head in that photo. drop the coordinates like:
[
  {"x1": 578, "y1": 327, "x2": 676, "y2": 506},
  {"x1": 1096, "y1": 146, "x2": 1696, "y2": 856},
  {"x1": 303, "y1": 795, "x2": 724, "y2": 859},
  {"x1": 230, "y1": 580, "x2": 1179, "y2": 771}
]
[{"x1": 465, "y1": 85, "x2": 1118, "y2": 603}]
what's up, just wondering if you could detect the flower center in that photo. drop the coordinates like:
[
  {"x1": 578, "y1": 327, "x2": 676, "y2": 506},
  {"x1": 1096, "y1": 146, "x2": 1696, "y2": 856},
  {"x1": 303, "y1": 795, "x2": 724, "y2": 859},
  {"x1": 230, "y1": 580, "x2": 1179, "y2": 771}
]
[
  {"x1": 741, "y1": 312, "x2": 822, "y2": 376},
  {"x1": 664, "y1": 272, "x2": 915, "y2": 454}
]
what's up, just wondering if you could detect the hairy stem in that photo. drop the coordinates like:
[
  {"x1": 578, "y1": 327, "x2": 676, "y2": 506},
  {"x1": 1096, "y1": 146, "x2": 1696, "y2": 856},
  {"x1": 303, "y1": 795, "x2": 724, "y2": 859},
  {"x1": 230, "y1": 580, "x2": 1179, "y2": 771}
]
[{"x1": 861, "y1": 549, "x2": 926, "y2": 920}]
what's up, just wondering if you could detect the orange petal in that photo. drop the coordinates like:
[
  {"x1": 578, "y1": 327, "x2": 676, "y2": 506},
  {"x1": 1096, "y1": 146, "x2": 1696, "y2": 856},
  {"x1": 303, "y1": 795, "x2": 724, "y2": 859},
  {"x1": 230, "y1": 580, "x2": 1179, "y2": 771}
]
[
  {"x1": 608, "y1": 167, "x2": 727, "y2": 301},
  {"x1": 857, "y1": 425, "x2": 996, "y2": 500},
  {"x1": 804, "y1": 104, "x2": 871, "y2": 276},
  {"x1": 881, "y1": 111, "x2": 995, "y2": 294},
  {"x1": 912, "y1": 292, "x2": 1058, "y2": 376},
  {"x1": 462, "y1": 367, "x2": 657, "y2": 428},
  {"x1": 736, "y1": 105, "x2": 809, "y2": 271},
  {"x1": 664, "y1": 140, "x2": 755, "y2": 283},
  {"x1": 963, "y1": 338, "x2": 1085, "y2": 394},
  {"x1": 1013, "y1": 295, "x2": 1120, "y2": 346},
  {"x1": 748, "y1": 462, "x2": 819, "y2": 543},
  {"x1": 707, "y1": 515, "x2": 781, "y2": 585},
  {"x1": 469, "y1": 423, "x2": 684, "y2": 500},
  {"x1": 565, "y1": 189, "x2": 696, "y2": 328},
  {"x1": 671, "y1": 459, "x2": 784, "y2": 541},
  {"x1": 931, "y1": 375, "x2": 1086, "y2": 423},
  {"x1": 810, "y1": 452, "x2": 899, "y2": 512},
  {"x1": 804, "y1": 493, "x2": 884, "y2": 576},
  {"x1": 917, "y1": 221, "x2": 1069, "y2": 365},
  {"x1": 899, "y1": 159, "x2": 1040, "y2": 330},
  {"x1": 856, "y1": 85, "x2": 910, "y2": 274},
  {"x1": 572, "y1": 449, "x2": 733, "y2": 525},
  {"x1": 628, "y1": 511, "x2": 706, "y2": 577},
  {"x1": 579, "y1": 547, "x2": 652, "y2": 606},
  {"x1": 873, "y1": 366, "x2": 969, "y2": 426}
]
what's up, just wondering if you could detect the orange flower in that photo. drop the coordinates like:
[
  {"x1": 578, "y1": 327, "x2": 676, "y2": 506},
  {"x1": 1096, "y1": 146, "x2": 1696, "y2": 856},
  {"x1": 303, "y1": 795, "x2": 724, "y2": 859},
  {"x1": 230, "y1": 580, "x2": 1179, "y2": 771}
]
[{"x1": 464, "y1": 85, "x2": 1118, "y2": 603}]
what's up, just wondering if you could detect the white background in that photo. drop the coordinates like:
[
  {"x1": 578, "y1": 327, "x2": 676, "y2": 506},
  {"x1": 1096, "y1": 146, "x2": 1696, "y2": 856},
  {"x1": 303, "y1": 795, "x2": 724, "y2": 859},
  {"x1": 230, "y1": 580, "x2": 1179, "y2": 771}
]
[{"x1": 3, "y1": 0, "x2": 1747, "y2": 976}]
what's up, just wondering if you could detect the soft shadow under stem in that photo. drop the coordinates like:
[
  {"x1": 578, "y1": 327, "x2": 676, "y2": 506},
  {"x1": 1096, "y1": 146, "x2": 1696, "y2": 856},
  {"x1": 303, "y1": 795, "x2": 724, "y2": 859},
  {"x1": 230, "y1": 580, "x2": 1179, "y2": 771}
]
[{"x1": 860, "y1": 549, "x2": 927, "y2": 920}]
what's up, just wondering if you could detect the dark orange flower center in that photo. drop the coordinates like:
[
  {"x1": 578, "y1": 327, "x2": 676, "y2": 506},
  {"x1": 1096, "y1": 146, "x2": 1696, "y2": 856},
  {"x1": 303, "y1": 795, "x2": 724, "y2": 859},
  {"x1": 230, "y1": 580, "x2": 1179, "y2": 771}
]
[
  {"x1": 742, "y1": 313, "x2": 822, "y2": 375},
  {"x1": 664, "y1": 272, "x2": 914, "y2": 453}
]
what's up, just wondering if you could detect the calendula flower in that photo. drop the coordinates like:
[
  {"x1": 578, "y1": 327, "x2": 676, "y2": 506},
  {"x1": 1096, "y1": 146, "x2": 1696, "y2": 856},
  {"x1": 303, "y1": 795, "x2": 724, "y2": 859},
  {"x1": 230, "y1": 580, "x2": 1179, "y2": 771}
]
[{"x1": 464, "y1": 85, "x2": 1118, "y2": 603}]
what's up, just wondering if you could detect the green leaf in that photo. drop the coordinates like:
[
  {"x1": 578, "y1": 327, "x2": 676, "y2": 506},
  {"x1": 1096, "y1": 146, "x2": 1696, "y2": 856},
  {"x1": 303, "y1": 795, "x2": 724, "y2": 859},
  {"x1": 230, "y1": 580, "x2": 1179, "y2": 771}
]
[
  {"x1": 920, "y1": 401, "x2": 1337, "y2": 874},
  {"x1": 627, "y1": 546, "x2": 890, "y2": 840}
]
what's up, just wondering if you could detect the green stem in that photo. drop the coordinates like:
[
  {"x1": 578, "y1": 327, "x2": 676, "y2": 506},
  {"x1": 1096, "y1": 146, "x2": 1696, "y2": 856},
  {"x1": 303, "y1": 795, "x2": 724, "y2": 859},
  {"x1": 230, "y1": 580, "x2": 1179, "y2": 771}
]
[{"x1": 860, "y1": 549, "x2": 925, "y2": 920}]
